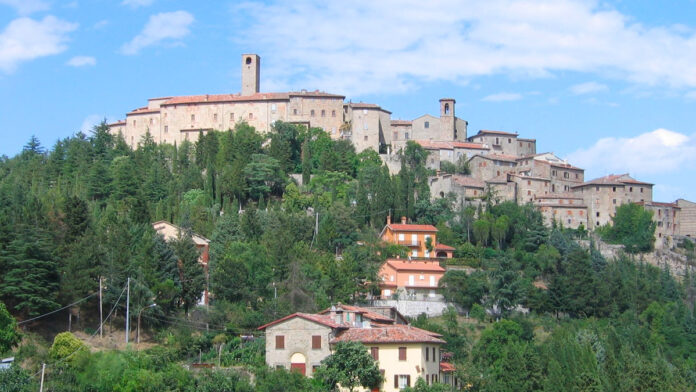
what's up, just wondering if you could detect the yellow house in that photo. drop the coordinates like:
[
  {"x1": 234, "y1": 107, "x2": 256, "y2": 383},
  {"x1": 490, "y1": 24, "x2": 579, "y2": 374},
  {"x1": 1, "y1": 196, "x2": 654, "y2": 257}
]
[
  {"x1": 331, "y1": 324, "x2": 445, "y2": 391},
  {"x1": 380, "y1": 216, "x2": 454, "y2": 259}
]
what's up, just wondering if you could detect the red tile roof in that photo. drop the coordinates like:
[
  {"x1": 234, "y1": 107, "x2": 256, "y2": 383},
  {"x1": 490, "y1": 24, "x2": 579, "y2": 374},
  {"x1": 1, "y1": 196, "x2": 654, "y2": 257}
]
[
  {"x1": 331, "y1": 324, "x2": 445, "y2": 344},
  {"x1": 575, "y1": 173, "x2": 653, "y2": 187},
  {"x1": 440, "y1": 362, "x2": 456, "y2": 373},
  {"x1": 434, "y1": 243, "x2": 455, "y2": 251},
  {"x1": 416, "y1": 140, "x2": 454, "y2": 150},
  {"x1": 476, "y1": 130, "x2": 518, "y2": 136},
  {"x1": 128, "y1": 107, "x2": 161, "y2": 115},
  {"x1": 257, "y1": 312, "x2": 347, "y2": 330},
  {"x1": 391, "y1": 120, "x2": 412, "y2": 126},
  {"x1": 453, "y1": 175, "x2": 486, "y2": 188},
  {"x1": 348, "y1": 102, "x2": 391, "y2": 113},
  {"x1": 317, "y1": 305, "x2": 394, "y2": 324},
  {"x1": 450, "y1": 141, "x2": 488, "y2": 150},
  {"x1": 387, "y1": 223, "x2": 438, "y2": 232},
  {"x1": 385, "y1": 260, "x2": 445, "y2": 272},
  {"x1": 160, "y1": 90, "x2": 344, "y2": 106},
  {"x1": 108, "y1": 120, "x2": 126, "y2": 126}
]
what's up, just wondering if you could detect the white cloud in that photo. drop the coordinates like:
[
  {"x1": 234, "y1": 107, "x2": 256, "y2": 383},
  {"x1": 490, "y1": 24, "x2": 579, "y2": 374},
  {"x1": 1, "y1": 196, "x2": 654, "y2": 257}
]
[
  {"x1": 686, "y1": 91, "x2": 696, "y2": 100},
  {"x1": 233, "y1": 0, "x2": 696, "y2": 96},
  {"x1": 67, "y1": 55, "x2": 95, "y2": 67},
  {"x1": 122, "y1": 0, "x2": 154, "y2": 8},
  {"x1": 0, "y1": 16, "x2": 77, "y2": 73},
  {"x1": 566, "y1": 128, "x2": 696, "y2": 177},
  {"x1": 120, "y1": 10, "x2": 193, "y2": 55},
  {"x1": 482, "y1": 92, "x2": 522, "y2": 102},
  {"x1": 0, "y1": 0, "x2": 50, "y2": 15},
  {"x1": 570, "y1": 81, "x2": 608, "y2": 95},
  {"x1": 79, "y1": 114, "x2": 104, "y2": 133}
]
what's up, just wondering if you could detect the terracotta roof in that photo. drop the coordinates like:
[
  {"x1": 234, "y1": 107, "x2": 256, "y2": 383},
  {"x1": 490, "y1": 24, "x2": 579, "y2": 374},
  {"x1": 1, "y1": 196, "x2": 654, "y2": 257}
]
[
  {"x1": 385, "y1": 259, "x2": 445, "y2": 272},
  {"x1": 391, "y1": 120, "x2": 412, "y2": 126},
  {"x1": 450, "y1": 141, "x2": 488, "y2": 150},
  {"x1": 440, "y1": 362, "x2": 456, "y2": 373},
  {"x1": 128, "y1": 107, "x2": 161, "y2": 115},
  {"x1": 452, "y1": 175, "x2": 486, "y2": 188},
  {"x1": 160, "y1": 90, "x2": 344, "y2": 106},
  {"x1": 535, "y1": 193, "x2": 582, "y2": 200},
  {"x1": 257, "y1": 312, "x2": 347, "y2": 330},
  {"x1": 549, "y1": 162, "x2": 584, "y2": 171},
  {"x1": 348, "y1": 102, "x2": 391, "y2": 113},
  {"x1": 387, "y1": 223, "x2": 438, "y2": 232},
  {"x1": 416, "y1": 140, "x2": 453, "y2": 150},
  {"x1": 317, "y1": 305, "x2": 394, "y2": 324},
  {"x1": 434, "y1": 243, "x2": 455, "y2": 251},
  {"x1": 475, "y1": 130, "x2": 518, "y2": 136},
  {"x1": 331, "y1": 324, "x2": 445, "y2": 344},
  {"x1": 575, "y1": 173, "x2": 653, "y2": 187},
  {"x1": 108, "y1": 120, "x2": 126, "y2": 126}
]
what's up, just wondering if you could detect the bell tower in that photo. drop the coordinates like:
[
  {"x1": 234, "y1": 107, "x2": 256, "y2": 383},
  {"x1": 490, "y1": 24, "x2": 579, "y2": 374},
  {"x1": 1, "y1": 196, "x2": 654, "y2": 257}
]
[
  {"x1": 241, "y1": 54, "x2": 260, "y2": 96},
  {"x1": 439, "y1": 98, "x2": 456, "y2": 140}
]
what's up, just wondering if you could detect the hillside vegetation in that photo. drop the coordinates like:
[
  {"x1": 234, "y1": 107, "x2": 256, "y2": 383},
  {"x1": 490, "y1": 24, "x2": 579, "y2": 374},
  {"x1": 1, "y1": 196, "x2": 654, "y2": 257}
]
[{"x1": 2, "y1": 122, "x2": 696, "y2": 391}]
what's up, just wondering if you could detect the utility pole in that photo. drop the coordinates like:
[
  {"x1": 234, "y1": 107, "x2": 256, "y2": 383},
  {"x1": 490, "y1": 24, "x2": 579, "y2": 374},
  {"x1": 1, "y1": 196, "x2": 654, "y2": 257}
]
[
  {"x1": 68, "y1": 312, "x2": 71, "y2": 332},
  {"x1": 99, "y1": 277, "x2": 103, "y2": 339},
  {"x1": 39, "y1": 363, "x2": 46, "y2": 392},
  {"x1": 125, "y1": 277, "x2": 130, "y2": 344}
]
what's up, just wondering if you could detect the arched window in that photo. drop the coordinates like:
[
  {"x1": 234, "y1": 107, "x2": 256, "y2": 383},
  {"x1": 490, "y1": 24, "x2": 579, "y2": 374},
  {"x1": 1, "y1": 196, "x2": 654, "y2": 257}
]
[
  {"x1": 311, "y1": 110, "x2": 315, "y2": 117},
  {"x1": 444, "y1": 103, "x2": 450, "y2": 115},
  {"x1": 245, "y1": 57, "x2": 252, "y2": 65}
]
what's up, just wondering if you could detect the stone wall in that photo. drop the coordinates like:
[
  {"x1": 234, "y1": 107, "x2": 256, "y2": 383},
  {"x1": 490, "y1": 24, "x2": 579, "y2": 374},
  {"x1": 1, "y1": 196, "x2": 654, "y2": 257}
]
[{"x1": 369, "y1": 299, "x2": 458, "y2": 318}]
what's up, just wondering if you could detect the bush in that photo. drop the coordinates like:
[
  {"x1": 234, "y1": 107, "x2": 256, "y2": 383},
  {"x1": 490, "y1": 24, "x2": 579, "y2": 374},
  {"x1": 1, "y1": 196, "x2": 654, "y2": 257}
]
[{"x1": 48, "y1": 332, "x2": 86, "y2": 363}]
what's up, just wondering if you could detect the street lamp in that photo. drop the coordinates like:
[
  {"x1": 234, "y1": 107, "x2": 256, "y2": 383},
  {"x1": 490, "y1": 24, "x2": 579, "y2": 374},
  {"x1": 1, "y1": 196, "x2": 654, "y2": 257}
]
[{"x1": 137, "y1": 303, "x2": 156, "y2": 344}]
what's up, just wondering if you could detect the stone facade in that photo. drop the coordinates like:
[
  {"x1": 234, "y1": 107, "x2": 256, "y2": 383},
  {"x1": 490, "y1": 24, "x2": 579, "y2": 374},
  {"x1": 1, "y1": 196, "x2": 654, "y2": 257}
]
[
  {"x1": 468, "y1": 130, "x2": 536, "y2": 156},
  {"x1": 534, "y1": 194, "x2": 588, "y2": 229},
  {"x1": 263, "y1": 316, "x2": 334, "y2": 377},
  {"x1": 639, "y1": 201, "x2": 681, "y2": 249},
  {"x1": 677, "y1": 199, "x2": 696, "y2": 238},
  {"x1": 343, "y1": 103, "x2": 392, "y2": 152},
  {"x1": 572, "y1": 174, "x2": 653, "y2": 228}
]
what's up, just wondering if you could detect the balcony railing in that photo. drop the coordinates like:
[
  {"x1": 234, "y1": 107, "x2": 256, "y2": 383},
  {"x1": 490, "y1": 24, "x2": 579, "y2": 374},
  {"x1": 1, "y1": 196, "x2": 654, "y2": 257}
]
[{"x1": 397, "y1": 240, "x2": 421, "y2": 247}]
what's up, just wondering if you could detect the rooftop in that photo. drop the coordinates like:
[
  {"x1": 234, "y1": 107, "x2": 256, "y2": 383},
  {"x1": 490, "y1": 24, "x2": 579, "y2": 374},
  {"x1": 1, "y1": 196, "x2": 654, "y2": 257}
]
[
  {"x1": 575, "y1": 173, "x2": 653, "y2": 187},
  {"x1": 331, "y1": 324, "x2": 445, "y2": 344},
  {"x1": 385, "y1": 259, "x2": 445, "y2": 272},
  {"x1": 257, "y1": 312, "x2": 347, "y2": 330},
  {"x1": 386, "y1": 223, "x2": 438, "y2": 232}
]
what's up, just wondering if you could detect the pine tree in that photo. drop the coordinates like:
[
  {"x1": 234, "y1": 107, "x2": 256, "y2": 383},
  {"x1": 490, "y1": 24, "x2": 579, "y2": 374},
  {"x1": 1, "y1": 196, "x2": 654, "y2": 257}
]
[{"x1": 172, "y1": 227, "x2": 205, "y2": 315}]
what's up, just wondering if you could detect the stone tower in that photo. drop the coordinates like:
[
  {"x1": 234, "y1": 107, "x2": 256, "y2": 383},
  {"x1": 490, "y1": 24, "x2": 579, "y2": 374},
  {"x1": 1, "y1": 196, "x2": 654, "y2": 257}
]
[
  {"x1": 241, "y1": 54, "x2": 260, "y2": 96},
  {"x1": 439, "y1": 98, "x2": 456, "y2": 140}
]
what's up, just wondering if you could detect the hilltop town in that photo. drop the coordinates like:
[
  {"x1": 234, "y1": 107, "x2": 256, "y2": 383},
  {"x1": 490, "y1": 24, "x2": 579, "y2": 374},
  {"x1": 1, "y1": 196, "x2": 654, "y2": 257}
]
[{"x1": 109, "y1": 54, "x2": 695, "y2": 249}]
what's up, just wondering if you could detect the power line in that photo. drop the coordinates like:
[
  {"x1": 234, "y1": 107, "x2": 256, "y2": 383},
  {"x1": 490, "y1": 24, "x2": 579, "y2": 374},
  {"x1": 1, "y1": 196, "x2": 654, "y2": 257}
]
[{"x1": 18, "y1": 292, "x2": 98, "y2": 325}]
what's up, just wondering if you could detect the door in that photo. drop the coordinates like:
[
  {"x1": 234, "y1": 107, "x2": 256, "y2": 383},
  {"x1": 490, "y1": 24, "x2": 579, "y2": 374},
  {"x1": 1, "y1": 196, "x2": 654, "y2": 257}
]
[{"x1": 290, "y1": 363, "x2": 306, "y2": 376}]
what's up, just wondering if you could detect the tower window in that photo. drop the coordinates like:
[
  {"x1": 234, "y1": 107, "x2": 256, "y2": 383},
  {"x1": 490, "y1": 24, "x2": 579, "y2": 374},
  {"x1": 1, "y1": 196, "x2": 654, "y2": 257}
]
[
  {"x1": 246, "y1": 56, "x2": 252, "y2": 65},
  {"x1": 424, "y1": 121, "x2": 430, "y2": 128},
  {"x1": 444, "y1": 103, "x2": 450, "y2": 115}
]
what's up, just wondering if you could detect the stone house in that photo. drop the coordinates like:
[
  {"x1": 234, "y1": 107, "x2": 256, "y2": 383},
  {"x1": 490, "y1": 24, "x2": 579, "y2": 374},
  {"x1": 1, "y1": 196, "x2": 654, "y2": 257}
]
[
  {"x1": 343, "y1": 102, "x2": 392, "y2": 153},
  {"x1": 258, "y1": 305, "x2": 450, "y2": 391},
  {"x1": 572, "y1": 174, "x2": 653, "y2": 228},
  {"x1": 534, "y1": 194, "x2": 589, "y2": 229},
  {"x1": 677, "y1": 199, "x2": 696, "y2": 238},
  {"x1": 468, "y1": 154, "x2": 518, "y2": 181},
  {"x1": 467, "y1": 130, "x2": 536, "y2": 156},
  {"x1": 637, "y1": 201, "x2": 681, "y2": 249}
]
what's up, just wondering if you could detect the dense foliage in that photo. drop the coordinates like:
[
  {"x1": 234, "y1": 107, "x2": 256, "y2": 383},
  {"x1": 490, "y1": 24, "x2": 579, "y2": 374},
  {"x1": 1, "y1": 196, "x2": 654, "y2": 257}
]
[{"x1": 1, "y1": 121, "x2": 693, "y2": 391}]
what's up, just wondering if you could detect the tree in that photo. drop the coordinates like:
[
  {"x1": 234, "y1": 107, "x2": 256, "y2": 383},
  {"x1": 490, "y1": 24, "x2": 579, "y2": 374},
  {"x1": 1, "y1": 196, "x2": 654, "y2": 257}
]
[
  {"x1": 599, "y1": 203, "x2": 656, "y2": 253},
  {"x1": 472, "y1": 219, "x2": 490, "y2": 247},
  {"x1": 172, "y1": 228, "x2": 205, "y2": 315},
  {"x1": 0, "y1": 301, "x2": 20, "y2": 353},
  {"x1": 49, "y1": 332, "x2": 86, "y2": 363},
  {"x1": 314, "y1": 341, "x2": 383, "y2": 392}
]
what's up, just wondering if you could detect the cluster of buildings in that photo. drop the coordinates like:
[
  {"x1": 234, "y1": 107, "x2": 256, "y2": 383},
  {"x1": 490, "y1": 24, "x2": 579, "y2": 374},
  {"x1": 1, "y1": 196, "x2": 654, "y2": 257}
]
[{"x1": 110, "y1": 53, "x2": 695, "y2": 249}]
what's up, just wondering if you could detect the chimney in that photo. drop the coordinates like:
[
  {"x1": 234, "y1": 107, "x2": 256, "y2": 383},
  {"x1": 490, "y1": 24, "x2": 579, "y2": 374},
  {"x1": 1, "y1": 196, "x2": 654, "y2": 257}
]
[
  {"x1": 401, "y1": 216, "x2": 407, "y2": 224},
  {"x1": 387, "y1": 215, "x2": 391, "y2": 225}
]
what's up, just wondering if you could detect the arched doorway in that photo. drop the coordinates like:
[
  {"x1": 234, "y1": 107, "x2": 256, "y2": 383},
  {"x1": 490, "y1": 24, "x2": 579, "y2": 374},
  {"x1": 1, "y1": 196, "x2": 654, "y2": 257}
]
[
  {"x1": 290, "y1": 352, "x2": 306, "y2": 376},
  {"x1": 436, "y1": 251, "x2": 447, "y2": 258}
]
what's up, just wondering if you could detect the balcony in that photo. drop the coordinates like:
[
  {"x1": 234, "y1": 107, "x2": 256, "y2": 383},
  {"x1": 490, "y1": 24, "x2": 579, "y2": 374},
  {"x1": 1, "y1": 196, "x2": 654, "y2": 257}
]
[{"x1": 397, "y1": 240, "x2": 421, "y2": 247}]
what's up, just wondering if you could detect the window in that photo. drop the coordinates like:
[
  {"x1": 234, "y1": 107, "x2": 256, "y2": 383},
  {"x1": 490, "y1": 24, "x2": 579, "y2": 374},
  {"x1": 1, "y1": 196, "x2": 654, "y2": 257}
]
[
  {"x1": 424, "y1": 121, "x2": 429, "y2": 128},
  {"x1": 405, "y1": 132, "x2": 409, "y2": 140},
  {"x1": 133, "y1": 120, "x2": 136, "y2": 126},
  {"x1": 596, "y1": 186, "x2": 599, "y2": 191},
  {"x1": 191, "y1": 114, "x2": 195, "y2": 122},
  {"x1": 496, "y1": 137, "x2": 500, "y2": 145},
  {"x1": 640, "y1": 187, "x2": 644, "y2": 193},
  {"x1": 395, "y1": 375, "x2": 410, "y2": 389},
  {"x1": 398, "y1": 347, "x2": 407, "y2": 361},
  {"x1": 629, "y1": 187, "x2": 633, "y2": 192},
  {"x1": 508, "y1": 138, "x2": 511, "y2": 143},
  {"x1": 371, "y1": 347, "x2": 379, "y2": 360},
  {"x1": 393, "y1": 132, "x2": 399, "y2": 140},
  {"x1": 213, "y1": 113, "x2": 218, "y2": 122},
  {"x1": 613, "y1": 199, "x2": 616, "y2": 204},
  {"x1": 575, "y1": 173, "x2": 579, "y2": 179},
  {"x1": 149, "y1": 118, "x2": 153, "y2": 125},
  {"x1": 444, "y1": 103, "x2": 450, "y2": 114},
  {"x1": 426, "y1": 347, "x2": 430, "y2": 361},
  {"x1": 271, "y1": 104, "x2": 277, "y2": 113},
  {"x1": 612, "y1": 186, "x2": 616, "y2": 192},
  {"x1": 432, "y1": 347, "x2": 436, "y2": 361},
  {"x1": 321, "y1": 110, "x2": 325, "y2": 117},
  {"x1": 164, "y1": 125, "x2": 168, "y2": 133},
  {"x1": 230, "y1": 113, "x2": 235, "y2": 121},
  {"x1": 249, "y1": 113, "x2": 253, "y2": 119},
  {"x1": 528, "y1": 180, "x2": 531, "y2": 185},
  {"x1": 364, "y1": 135, "x2": 368, "y2": 141},
  {"x1": 412, "y1": 249, "x2": 417, "y2": 257},
  {"x1": 332, "y1": 110, "x2": 336, "y2": 117},
  {"x1": 275, "y1": 335, "x2": 285, "y2": 349},
  {"x1": 311, "y1": 110, "x2": 315, "y2": 117},
  {"x1": 293, "y1": 108, "x2": 298, "y2": 115},
  {"x1": 363, "y1": 123, "x2": 368, "y2": 130},
  {"x1": 312, "y1": 335, "x2": 321, "y2": 349}
]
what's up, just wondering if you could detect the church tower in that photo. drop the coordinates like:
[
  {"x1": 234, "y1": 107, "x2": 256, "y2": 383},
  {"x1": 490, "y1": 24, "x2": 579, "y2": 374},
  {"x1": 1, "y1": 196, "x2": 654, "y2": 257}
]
[
  {"x1": 241, "y1": 54, "x2": 260, "y2": 96},
  {"x1": 439, "y1": 98, "x2": 456, "y2": 140}
]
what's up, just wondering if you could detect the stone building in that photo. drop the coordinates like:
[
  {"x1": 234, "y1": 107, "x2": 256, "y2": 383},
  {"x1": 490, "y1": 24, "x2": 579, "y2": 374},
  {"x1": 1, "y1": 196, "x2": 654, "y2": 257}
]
[
  {"x1": 677, "y1": 199, "x2": 696, "y2": 238},
  {"x1": 468, "y1": 154, "x2": 518, "y2": 180},
  {"x1": 533, "y1": 194, "x2": 588, "y2": 229},
  {"x1": 108, "y1": 54, "x2": 385, "y2": 152},
  {"x1": 571, "y1": 174, "x2": 653, "y2": 228},
  {"x1": 637, "y1": 201, "x2": 681, "y2": 249},
  {"x1": 467, "y1": 130, "x2": 536, "y2": 156}
]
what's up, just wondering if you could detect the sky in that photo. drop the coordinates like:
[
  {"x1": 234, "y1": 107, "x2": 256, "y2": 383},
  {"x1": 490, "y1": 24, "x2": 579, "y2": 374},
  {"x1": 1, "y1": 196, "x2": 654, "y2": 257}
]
[{"x1": 0, "y1": 0, "x2": 695, "y2": 202}]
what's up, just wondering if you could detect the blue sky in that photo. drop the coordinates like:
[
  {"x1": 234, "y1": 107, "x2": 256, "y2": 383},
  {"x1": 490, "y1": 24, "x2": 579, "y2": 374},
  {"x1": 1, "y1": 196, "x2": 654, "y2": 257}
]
[{"x1": 1, "y1": 0, "x2": 695, "y2": 202}]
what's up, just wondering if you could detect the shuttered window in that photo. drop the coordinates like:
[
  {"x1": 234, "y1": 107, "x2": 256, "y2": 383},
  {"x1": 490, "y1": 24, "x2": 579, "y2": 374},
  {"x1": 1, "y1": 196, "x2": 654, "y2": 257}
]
[
  {"x1": 275, "y1": 335, "x2": 284, "y2": 349},
  {"x1": 398, "y1": 347, "x2": 407, "y2": 360},
  {"x1": 371, "y1": 347, "x2": 379, "y2": 360},
  {"x1": 312, "y1": 335, "x2": 321, "y2": 349}
]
